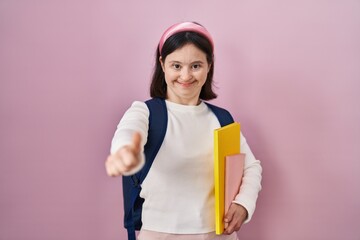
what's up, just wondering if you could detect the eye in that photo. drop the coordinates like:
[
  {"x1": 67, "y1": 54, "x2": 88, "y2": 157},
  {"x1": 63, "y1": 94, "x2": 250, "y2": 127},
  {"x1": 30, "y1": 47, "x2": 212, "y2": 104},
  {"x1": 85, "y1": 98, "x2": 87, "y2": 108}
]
[
  {"x1": 192, "y1": 64, "x2": 201, "y2": 70},
  {"x1": 172, "y1": 63, "x2": 181, "y2": 70}
]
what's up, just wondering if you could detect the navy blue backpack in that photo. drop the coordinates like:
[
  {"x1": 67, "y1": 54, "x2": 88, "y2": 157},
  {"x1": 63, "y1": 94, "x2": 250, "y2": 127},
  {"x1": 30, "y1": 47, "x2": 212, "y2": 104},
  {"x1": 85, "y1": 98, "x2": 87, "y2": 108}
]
[{"x1": 122, "y1": 98, "x2": 234, "y2": 240}]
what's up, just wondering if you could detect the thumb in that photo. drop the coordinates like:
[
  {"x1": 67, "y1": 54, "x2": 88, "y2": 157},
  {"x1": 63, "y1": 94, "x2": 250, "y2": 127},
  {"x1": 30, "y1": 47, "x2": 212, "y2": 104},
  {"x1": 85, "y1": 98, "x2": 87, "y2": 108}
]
[{"x1": 131, "y1": 132, "x2": 142, "y2": 154}]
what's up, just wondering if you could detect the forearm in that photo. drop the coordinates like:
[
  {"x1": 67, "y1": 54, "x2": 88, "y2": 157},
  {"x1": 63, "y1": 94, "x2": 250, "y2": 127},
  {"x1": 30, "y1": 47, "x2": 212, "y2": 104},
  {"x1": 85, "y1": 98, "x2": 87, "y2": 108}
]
[
  {"x1": 110, "y1": 101, "x2": 149, "y2": 175},
  {"x1": 111, "y1": 101, "x2": 149, "y2": 153}
]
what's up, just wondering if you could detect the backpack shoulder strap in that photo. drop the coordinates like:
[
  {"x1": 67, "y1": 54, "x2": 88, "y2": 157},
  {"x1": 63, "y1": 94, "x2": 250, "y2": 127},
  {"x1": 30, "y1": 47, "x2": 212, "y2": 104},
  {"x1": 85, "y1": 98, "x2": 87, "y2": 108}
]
[
  {"x1": 122, "y1": 97, "x2": 168, "y2": 240},
  {"x1": 141, "y1": 98, "x2": 168, "y2": 180},
  {"x1": 204, "y1": 102, "x2": 234, "y2": 126}
]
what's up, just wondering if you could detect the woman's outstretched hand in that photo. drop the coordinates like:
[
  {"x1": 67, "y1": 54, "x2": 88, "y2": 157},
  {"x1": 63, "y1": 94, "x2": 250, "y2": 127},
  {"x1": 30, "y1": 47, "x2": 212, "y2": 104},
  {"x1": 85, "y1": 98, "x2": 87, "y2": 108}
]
[
  {"x1": 223, "y1": 203, "x2": 248, "y2": 235},
  {"x1": 105, "y1": 132, "x2": 142, "y2": 177}
]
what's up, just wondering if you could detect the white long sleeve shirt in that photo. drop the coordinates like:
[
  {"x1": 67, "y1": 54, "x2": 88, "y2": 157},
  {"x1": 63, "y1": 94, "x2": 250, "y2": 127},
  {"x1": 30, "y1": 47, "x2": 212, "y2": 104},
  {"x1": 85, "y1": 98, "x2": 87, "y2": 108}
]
[{"x1": 111, "y1": 100, "x2": 262, "y2": 234}]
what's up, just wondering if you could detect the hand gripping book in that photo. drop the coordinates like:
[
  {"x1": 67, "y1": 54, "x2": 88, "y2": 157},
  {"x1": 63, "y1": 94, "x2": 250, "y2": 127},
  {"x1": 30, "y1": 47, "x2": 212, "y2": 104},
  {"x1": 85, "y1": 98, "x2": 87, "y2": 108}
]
[{"x1": 214, "y1": 122, "x2": 242, "y2": 234}]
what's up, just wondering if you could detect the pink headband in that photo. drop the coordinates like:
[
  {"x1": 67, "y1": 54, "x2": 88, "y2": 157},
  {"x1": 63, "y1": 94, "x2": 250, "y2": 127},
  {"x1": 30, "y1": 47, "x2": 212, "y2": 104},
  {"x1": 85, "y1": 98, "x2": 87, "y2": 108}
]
[{"x1": 158, "y1": 22, "x2": 214, "y2": 54}]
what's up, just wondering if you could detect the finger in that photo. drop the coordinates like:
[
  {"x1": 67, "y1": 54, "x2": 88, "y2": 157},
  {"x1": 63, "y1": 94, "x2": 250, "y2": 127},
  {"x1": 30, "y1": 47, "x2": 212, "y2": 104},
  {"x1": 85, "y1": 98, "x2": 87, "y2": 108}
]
[
  {"x1": 130, "y1": 132, "x2": 142, "y2": 154},
  {"x1": 224, "y1": 221, "x2": 229, "y2": 230},
  {"x1": 223, "y1": 204, "x2": 236, "y2": 234},
  {"x1": 224, "y1": 216, "x2": 238, "y2": 235},
  {"x1": 108, "y1": 164, "x2": 121, "y2": 177},
  {"x1": 224, "y1": 204, "x2": 236, "y2": 224},
  {"x1": 224, "y1": 216, "x2": 240, "y2": 235},
  {"x1": 119, "y1": 147, "x2": 138, "y2": 168},
  {"x1": 115, "y1": 155, "x2": 133, "y2": 172},
  {"x1": 105, "y1": 157, "x2": 121, "y2": 177},
  {"x1": 105, "y1": 156, "x2": 114, "y2": 176},
  {"x1": 106, "y1": 154, "x2": 130, "y2": 176}
]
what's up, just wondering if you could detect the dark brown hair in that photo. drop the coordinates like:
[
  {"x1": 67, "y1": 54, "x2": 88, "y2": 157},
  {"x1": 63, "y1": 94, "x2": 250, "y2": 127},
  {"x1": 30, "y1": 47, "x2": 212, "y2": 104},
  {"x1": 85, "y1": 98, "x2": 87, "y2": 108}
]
[{"x1": 150, "y1": 30, "x2": 217, "y2": 100}]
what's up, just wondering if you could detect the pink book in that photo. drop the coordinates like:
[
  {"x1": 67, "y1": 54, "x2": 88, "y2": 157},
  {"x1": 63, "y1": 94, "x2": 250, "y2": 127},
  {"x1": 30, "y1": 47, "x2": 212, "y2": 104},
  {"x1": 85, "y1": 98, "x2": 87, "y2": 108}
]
[{"x1": 225, "y1": 153, "x2": 245, "y2": 213}]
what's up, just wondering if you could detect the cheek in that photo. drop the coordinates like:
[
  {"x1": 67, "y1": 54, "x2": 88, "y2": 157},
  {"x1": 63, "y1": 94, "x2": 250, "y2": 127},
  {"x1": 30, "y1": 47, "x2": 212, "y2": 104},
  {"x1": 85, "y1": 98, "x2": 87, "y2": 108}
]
[
  {"x1": 164, "y1": 70, "x2": 177, "y2": 81},
  {"x1": 198, "y1": 71, "x2": 208, "y2": 82}
]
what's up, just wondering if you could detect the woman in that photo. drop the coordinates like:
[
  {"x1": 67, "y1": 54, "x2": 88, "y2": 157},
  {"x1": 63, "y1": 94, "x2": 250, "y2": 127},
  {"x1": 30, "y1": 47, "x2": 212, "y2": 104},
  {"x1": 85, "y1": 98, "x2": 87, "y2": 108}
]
[{"x1": 105, "y1": 22, "x2": 262, "y2": 240}]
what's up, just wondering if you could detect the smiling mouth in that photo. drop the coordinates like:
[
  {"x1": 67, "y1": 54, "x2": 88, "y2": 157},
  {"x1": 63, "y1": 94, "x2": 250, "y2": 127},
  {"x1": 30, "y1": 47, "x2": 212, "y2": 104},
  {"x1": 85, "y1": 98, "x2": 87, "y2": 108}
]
[{"x1": 176, "y1": 80, "x2": 196, "y2": 87}]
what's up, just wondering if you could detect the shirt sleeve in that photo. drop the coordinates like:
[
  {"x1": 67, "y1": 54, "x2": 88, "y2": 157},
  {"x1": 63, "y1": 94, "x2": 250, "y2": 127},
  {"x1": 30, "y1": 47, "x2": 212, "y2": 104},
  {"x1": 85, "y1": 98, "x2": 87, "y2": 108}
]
[
  {"x1": 110, "y1": 101, "x2": 149, "y2": 176},
  {"x1": 232, "y1": 132, "x2": 263, "y2": 223}
]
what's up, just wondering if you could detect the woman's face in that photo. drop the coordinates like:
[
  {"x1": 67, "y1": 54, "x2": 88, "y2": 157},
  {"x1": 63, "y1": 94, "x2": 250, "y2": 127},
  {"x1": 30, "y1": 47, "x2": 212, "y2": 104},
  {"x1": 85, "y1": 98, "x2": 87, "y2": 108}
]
[{"x1": 160, "y1": 43, "x2": 211, "y2": 105}]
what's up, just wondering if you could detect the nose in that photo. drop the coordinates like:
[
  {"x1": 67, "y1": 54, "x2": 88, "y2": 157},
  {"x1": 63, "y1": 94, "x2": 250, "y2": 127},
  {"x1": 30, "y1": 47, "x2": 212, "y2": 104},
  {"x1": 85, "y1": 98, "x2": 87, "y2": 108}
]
[{"x1": 180, "y1": 67, "x2": 192, "y2": 81}]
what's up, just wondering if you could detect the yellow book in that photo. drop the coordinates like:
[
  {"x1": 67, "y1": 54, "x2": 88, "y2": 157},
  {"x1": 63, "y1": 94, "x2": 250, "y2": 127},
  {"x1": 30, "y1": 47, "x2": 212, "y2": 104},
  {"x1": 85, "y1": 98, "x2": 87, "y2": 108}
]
[{"x1": 214, "y1": 122, "x2": 241, "y2": 234}]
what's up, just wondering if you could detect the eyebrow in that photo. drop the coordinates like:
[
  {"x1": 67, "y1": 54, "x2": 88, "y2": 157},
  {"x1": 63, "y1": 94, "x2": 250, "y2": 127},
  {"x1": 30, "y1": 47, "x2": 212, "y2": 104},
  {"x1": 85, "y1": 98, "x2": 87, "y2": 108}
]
[{"x1": 168, "y1": 60, "x2": 205, "y2": 64}]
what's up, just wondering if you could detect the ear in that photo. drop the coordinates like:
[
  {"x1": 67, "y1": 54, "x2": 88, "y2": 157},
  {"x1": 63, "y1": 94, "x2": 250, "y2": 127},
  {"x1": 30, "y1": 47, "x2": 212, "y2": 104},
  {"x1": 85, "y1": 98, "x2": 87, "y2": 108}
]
[{"x1": 159, "y1": 56, "x2": 165, "y2": 72}]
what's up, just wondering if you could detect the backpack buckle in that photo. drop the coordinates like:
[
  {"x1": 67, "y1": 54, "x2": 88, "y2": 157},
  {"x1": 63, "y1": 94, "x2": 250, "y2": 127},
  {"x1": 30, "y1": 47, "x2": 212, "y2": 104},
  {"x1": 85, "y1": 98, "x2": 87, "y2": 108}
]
[{"x1": 131, "y1": 175, "x2": 141, "y2": 187}]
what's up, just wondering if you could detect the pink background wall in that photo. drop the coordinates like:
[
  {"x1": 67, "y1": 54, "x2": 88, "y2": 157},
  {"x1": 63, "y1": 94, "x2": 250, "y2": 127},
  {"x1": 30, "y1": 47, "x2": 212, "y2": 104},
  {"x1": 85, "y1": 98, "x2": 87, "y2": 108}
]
[{"x1": 1, "y1": 0, "x2": 359, "y2": 239}]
